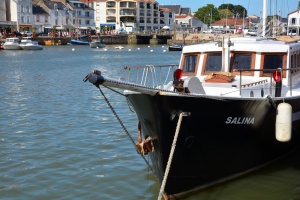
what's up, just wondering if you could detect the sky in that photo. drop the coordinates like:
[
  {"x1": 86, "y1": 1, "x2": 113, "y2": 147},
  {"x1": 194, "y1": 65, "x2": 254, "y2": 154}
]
[{"x1": 158, "y1": 0, "x2": 299, "y2": 17}]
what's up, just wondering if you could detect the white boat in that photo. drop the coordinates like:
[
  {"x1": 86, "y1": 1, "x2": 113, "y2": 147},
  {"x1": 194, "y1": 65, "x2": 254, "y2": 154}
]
[
  {"x1": 84, "y1": 1, "x2": 300, "y2": 198},
  {"x1": 90, "y1": 40, "x2": 105, "y2": 48},
  {"x1": 20, "y1": 37, "x2": 43, "y2": 50},
  {"x1": 115, "y1": 45, "x2": 124, "y2": 49},
  {"x1": 3, "y1": 37, "x2": 22, "y2": 50}
]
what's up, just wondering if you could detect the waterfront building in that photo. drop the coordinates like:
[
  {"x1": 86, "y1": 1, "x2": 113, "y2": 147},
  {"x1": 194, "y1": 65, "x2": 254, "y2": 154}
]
[
  {"x1": 67, "y1": 0, "x2": 95, "y2": 34},
  {"x1": 10, "y1": 0, "x2": 33, "y2": 32},
  {"x1": 32, "y1": 5, "x2": 49, "y2": 33},
  {"x1": 159, "y1": 5, "x2": 203, "y2": 32},
  {"x1": 287, "y1": 9, "x2": 300, "y2": 36},
  {"x1": 93, "y1": 0, "x2": 175, "y2": 34},
  {"x1": 0, "y1": 0, "x2": 18, "y2": 31},
  {"x1": 36, "y1": 0, "x2": 94, "y2": 35}
]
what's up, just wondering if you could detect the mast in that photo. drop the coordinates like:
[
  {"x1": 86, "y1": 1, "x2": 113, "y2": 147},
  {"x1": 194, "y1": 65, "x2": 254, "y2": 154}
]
[{"x1": 262, "y1": 0, "x2": 267, "y2": 37}]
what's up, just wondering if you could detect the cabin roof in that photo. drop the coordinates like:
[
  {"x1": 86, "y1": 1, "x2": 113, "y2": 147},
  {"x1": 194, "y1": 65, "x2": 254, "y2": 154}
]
[{"x1": 182, "y1": 37, "x2": 298, "y2": 54}]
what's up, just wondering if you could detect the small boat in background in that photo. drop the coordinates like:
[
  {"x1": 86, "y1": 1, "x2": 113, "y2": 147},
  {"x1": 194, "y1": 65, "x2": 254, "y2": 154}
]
[
  {"x1": 3, "y1": 37, "x2": 22, "y2": 50},
  {"x1": 20, "y1": 37, "x2": 43, "y2": 50},
  {"x1": 71, "y1": 39, "x2": 89, "y2": 45},
  {"x1": 168, "y1": 42, "x2": 184, "y2": 51},
  {"x1": 115, "y1": 45, "x2": 124, "y2": 49},
  {"x1": 90, "y1": 40, "x2": 105, "y2": 48}
]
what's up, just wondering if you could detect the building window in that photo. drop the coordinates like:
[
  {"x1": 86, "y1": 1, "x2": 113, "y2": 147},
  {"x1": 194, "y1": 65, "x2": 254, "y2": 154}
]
[
  {"x1": 86, "y1": 20, "x2": 90, "y2": 25},
  {"x1": 36, "y1": 15, "x2": 40, "y2": 22},
  {"x1": 107, "y1": 2, "x2": 115, "y2": 7},
  {"x1": 291, "y1": 18, "x2": 296, "y2": 25},
  {"x1": 21, "y1": 16, "x2": 25, "y2": 23},
  {"x1": 27, "y1": 16, "x2": 30, "y2": 23}
]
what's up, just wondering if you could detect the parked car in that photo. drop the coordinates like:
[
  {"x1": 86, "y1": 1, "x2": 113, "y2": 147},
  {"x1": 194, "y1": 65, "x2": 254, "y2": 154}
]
[
  {"x1": 202, "y1": 29, "x2": 214, "y2": 34},
  {"x1": 214, "y1": 28, "x2": 226, "y2": 34},
  {"x1": 247, "y1": 29, "x2": 257, "y2": 36},
  {"x1": 21, "y1": 31, "x2": 32, "y2": 36}
]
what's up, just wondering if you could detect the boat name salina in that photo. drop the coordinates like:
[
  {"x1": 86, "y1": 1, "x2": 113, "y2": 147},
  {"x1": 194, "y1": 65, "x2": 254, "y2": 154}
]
[{"x1": 225, "y1": 117, "x2": 255, "y2": 124}]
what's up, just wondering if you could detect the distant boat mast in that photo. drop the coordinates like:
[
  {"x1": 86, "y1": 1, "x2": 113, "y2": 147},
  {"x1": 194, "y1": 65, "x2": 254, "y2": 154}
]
[{"x1": 262, "y1": 0, "x2": 267, "y2": 37}]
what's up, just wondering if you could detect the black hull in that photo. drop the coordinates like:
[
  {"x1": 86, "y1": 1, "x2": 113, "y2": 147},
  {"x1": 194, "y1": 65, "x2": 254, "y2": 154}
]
[
  {"x1": 127, "y1": 94, "x2": 300, "y2": 197},
  {"x1": 168, "y1": 46, "x2": 182, "y2": 51}
]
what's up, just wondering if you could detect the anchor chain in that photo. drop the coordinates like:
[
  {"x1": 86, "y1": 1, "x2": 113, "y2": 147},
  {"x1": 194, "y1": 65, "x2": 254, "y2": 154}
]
[{"x1": 96, "y1": 85, "x2": 160, "y2": 182}]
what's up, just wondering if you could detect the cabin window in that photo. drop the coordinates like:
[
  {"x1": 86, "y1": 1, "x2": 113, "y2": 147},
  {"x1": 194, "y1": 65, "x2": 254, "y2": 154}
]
[
  {"x1": 230, "y1": 52, "x2": 255, "y2": 75},
  {"x1": 204, "y1": 53, "x2": 222, "y2": 72},
  {"x1": 263, "y1": 55, "x2": 283, "y2": 70},
  {"x1": 260, "y1": 53, "x2": 286, "y2": 77},
  {"x1": 183, "y1": 55, "x2": 197, "y2": 72},
  {"x1": 232, "y1": 53, "x2": 252, "y2": 70},
  {"x1": 181, "y1": 54, "x2": 199, "y2": 76}
]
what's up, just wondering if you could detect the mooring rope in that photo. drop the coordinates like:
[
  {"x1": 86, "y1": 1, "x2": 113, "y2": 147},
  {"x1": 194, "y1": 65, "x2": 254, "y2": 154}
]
[
  {"x1": 96, "y1": 85, "x2": 160, "y2": 183},
  {"x1": 157, "y1": 113, "x2": 183, "y2": 200}
]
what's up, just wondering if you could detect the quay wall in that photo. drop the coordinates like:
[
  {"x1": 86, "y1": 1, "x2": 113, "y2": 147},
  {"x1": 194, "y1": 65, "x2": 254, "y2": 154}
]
[{"x1": 4, "y1": 34, "x2": 296, "y2": 46}]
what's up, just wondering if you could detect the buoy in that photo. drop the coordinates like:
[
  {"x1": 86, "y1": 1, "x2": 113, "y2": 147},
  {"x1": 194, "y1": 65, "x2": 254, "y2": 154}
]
[
  {"x1": 162, "y1": 46, "x2": 164, "y2": 48},
  {"x1": 128, "y1": 49, "x2": 131, "y2": 51},
  {"x1": 72, "y1": 48, "x2": 75, "y2": 51},
  {"x1": 104, "y1": 48, "x2": 107, "y2": 51},
  {"x1": 137, "y1": 48, "x2": 140, "y2": 50},
  {"x1": 148, "y1": 46, "x2": 150, "y2": 48},
  {"x1": 150, "y1": 49, "x2": 153, "y2": 52},
  {"x1": 276, "y1": 102, "x2": 292, "y2": 142},
  {"x1": 163, "y1": 50, "x2": 166, "y2": 52}
]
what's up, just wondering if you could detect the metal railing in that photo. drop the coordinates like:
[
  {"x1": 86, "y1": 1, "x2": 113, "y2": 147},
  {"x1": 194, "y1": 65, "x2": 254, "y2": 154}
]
[
  {"x1": 123, "y1": 64, "x2": 178, "y2": 88},
  {"x1": 122, "y1": 65, "x2": 300, "y2": 97},
  {"x1": 236, "y1": 67, "x2": 300, "y2": 97}
]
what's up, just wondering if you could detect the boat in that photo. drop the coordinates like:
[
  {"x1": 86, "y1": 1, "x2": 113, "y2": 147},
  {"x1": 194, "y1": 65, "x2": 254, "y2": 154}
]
[
  {"x1": 71, "y1": 39, "x2": 89, "y2": 45},
  {"x1": 84, "y1": 35, "x2": 300, "y2": 198},
  {"x1": 3, "y1": 37, "x2": 22, "y2": 50},
  {"x1": 168, "y1": 42, "x2": 184, "y2": 51},
  {"x1": 90, "y1": 40, "x2": 105, "y2": 48},
  {"x1": 20, "y1": 37, "x2": 43, "y2": 50},
  {"x1": 83, "y1": 1, "x2": 300, "y2": 198},
  {"x1": 115, "y1": 45, "x2": 124, "y2": 49}
]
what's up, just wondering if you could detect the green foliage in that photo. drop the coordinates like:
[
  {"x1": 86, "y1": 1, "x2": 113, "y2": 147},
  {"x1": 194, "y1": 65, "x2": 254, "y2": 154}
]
[
  {"x1": 195, "y1": 3, "x2": 248, "y2": 25},
  {"x1": 218, "y1": 4, "x2": 247, "y2": 17},
  {"x1": 194, "y1": 4, "x2": 220, "y2": 25}
]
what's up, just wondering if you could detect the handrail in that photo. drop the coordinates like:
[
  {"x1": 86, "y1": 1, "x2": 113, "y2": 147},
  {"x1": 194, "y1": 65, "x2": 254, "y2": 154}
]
[
  {"x1": 235, "y1": 67, "x2": 300, "y2": 97},
  {"x1": 123, "y1": 64, "x2": 179, "y2": 88}
]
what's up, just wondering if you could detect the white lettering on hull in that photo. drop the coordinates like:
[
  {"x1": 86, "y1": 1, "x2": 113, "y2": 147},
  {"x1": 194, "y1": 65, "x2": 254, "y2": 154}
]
[{"x1": 225, "y1": 117, "x2": 255, "y2": 124}]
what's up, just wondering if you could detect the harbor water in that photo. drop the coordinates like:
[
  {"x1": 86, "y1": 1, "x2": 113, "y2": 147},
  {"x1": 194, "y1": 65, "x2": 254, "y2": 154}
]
[{"x1": 0, "y1": 45, "x2": 300, "y2": 200}]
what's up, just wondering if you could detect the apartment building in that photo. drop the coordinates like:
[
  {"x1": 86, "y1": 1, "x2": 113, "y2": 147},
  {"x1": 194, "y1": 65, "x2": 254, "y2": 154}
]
[
  {"x1": 10, "y1": 0, "x2": 33, "y2": 32},
  {"x1": 94, "y1": 0, "x2": 175, "y2": 33}
]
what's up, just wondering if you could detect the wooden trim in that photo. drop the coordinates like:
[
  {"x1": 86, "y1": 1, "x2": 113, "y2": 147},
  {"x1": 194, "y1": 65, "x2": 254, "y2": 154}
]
[
  {"x1": 180, "y1": 53, "x2": 200, "y2": 76},
  {"x1": 260, "y1": 53, "x2": 287, "y2": 78}
]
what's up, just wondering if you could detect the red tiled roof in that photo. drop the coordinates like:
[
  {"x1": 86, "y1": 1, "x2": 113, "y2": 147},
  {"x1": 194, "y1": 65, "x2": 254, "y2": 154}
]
[{"x1": 212, "y1": 18, "x2": 250, "y2": 26}]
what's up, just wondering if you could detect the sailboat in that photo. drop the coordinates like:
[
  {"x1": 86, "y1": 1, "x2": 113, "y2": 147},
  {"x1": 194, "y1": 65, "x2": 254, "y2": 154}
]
[
  {"x1": 84, "y1": 0, "x2": 300, "y2": 198},
  {"x1": 168, "y1": 23, "x2": 184, "y2": 51}
]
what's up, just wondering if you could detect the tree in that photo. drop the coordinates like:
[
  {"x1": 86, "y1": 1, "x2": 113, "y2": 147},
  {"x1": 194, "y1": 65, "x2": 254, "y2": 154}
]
[
  {"x1": 234, "y1": 5, "x2": 247, "y2": 17},
  {"x1": 218, "y1": 4, "x2": 247, "y2": 17},
  {"x1": 194, "y1": 4, "x2": 220, "y2": 26}
]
